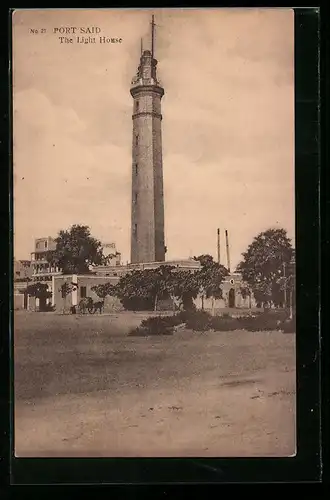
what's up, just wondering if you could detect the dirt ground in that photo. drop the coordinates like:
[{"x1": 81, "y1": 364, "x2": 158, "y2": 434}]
[{"x1": 14, "y1": 311, "x2": 296, "y2": 457}]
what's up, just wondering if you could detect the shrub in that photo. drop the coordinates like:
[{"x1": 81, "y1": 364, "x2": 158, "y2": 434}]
[
  {"x1": 131, "y1": 316, "x2": 175, "y2": 336},
  {"x1": 184, "y1": 310, "x2": 212, "y2": 331},
  {"x1": 129, "y1": 326, "x2": 174, "y2": 336},
  {"x1": 222, "y1": 312, "x2": 231, "y2": 319},
  {"x1": 237, "y1": 313, "x2": 280, "y2": 331},
  {"x1": 202, "y1": 310, "x2": 292, "y2": 333},
  {"x1": 169, "y1": 310, "x2": 190, "y2": 326},
  {"x1": 210, "y1": 316, "x2": 240, "y2": 331},
  {"x1": 267, "y1": 309, "x2": 290, "y2": 321}
]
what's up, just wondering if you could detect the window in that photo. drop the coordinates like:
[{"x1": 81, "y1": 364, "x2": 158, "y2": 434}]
[
  {"x1": 136, "y1": 100, "x2": 139, "y2": 112},
  {"x1": 80, "y1": 286, "x2": 87, "y2": 298},
  {"x1": 135, "y1": 163, "x2": 138, "y2": 175},
  {"x1": 133, "y1": 224, "x2": 137, "y2": 235},
  {"x1": 45, "y1": 241, "x2": 48, "y2": 249},
  {"x1": 135, "y1": 134, "x2": 139, "y2": 146},
  {"x1": 134, "y1": 192, "x2": 138, "y2": 204}
]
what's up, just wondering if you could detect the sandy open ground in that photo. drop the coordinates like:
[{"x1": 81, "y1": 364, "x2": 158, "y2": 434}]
[{"x1": 14, "y1": 311, "x2": 296, "y2": 457}]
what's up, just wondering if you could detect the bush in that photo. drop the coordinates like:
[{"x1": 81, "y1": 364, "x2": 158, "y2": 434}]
[
  {"x1": 130, "y1": 316, "x2": 175, "y2": 336},
  {"x1": 171, "y1": 310, "x2": 188, "y2": 324},
  {"x1": 184, "y1": 310, "x2": 212, "y2": 331},
  {"x1": 129, "y1": 326, "x2": 174, "y2": 336},
  {"x1": 210, "y1": 310, "x2": 294, "y2": 332},
  {"x1": 237, "y1": 312, "x2": 282, "y2": 331},
  {"x1": 168, "y1": 310, "x2": 190, "y2": 326},
  {"x1": 128, "y1": 310, "x2": 296, "y2": 336},
  {"x1": 210, "y1": 315, "x2": 240, "y2": 331},
  {"x1": 222, "y1": 312, "x2": 231, "y2": 319}
]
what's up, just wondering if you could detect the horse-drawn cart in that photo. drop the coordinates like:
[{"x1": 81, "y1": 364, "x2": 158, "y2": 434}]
[{"x1": 78, "y1": 297, "x2": 104, "y2": 314}]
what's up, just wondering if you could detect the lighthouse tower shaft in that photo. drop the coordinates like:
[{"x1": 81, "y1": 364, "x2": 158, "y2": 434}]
[{"x1": 130, "y1": 48, "x2": 165, "y2": 264}]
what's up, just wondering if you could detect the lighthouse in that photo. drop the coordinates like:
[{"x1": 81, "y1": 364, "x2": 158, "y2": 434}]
[{"x1": 130, "y1": 15, "x2": 165, "y2": 264}]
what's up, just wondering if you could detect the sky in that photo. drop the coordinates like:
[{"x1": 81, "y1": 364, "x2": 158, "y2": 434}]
[{"x1": 13, "y1": 8, "x2": 295, "y2": 269}]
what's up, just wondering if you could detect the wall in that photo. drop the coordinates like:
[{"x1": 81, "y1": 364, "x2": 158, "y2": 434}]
[{"x1": 53, "y1": 275, "x2": 123, "y2": 313}]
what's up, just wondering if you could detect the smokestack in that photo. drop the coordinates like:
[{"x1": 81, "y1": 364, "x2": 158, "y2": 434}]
[
  {"x1": 217, "y1": 228, "x2": 220, "y2": 264},
  {"x1": 225, "y1": 229, "x2": 231, "y2": 273}
]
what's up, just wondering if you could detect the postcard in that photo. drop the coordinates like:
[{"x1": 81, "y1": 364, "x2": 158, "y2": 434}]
[{"x1": 13, "y1": 8, "x2": 296, "y2": 458}]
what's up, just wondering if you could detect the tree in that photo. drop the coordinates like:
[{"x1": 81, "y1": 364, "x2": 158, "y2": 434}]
[
  {"x1": 168, "y1": 269, "x2": 200, "y2": 312},
  {"x1": 151, "y1": 266, "x2": 176, "y2": 311},
  {"x1": 193, "y1": 255, "x2": 229, "y2": 313},
  {"x1": 275, "y1": 255, "x2": 296, "y2": 316},
  {"x1": 91, "y1": 282, "x2": 116, "y2": 300},
  {"x1": 114, "y1": 266, "x2": 176, "y2": 311},
  {"x1": 237, "y1": 228, "x2": 294, "y2": 308},
  {"x1": 25, "y1": 282, "x2": 52, "y2": 311},
  {"x1": 114, "y1": 270, "x2": 153, "y2": 311},
  {"x1": 47, "y1": 224, "x2": 104, "y2": 274},
  {"x1": 240, "y1": 286, "x2": 252, "y2": 308},
  {"x1": 112, "y1": 257, "x2": 228, "y2": 313}
]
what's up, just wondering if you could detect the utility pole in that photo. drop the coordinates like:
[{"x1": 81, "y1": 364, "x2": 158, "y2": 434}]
[
  {"x1": 217, "y1": 228, "x2": 220, "y2": 265},
  {"x1": 225, "y1": 230, "x2": 231, "y2": 273}
]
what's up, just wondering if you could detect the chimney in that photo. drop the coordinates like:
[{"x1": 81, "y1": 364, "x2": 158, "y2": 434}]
[{"x1": 225, "y1": 229, "x2": 231, "y2": 273}]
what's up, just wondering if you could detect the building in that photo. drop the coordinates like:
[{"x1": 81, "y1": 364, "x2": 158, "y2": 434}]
[
  {"x1": 51, "y1": 267, "x2": 254, "y2": 314},
  {"x1": 30, "y1": 236, "x2": 61, "y2": 282},
  {"x1": 14, "y1": 259, "x2": 32, "y2": 281},
  {"x1": 13, "y1": 260, "x2": 32, "y2": 310},
  {"x1": 101, "y1": 242, "x2": 121, "y2": 266},
  {"x1": 52, "y1": 274, "x2": 123, "y2": 313},
  {"x1": 130, "y1": 16, "x2": 166, "y2": 264}
]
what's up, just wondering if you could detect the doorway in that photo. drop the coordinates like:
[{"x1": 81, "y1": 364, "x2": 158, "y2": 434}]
[{"x1": 228, "y1": 288, "x2": 236, "y2": 308}]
